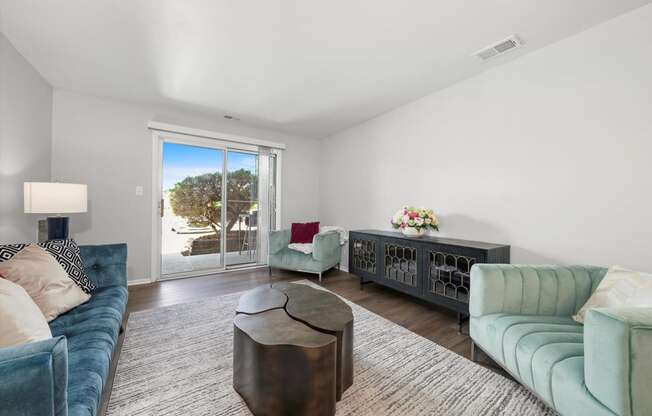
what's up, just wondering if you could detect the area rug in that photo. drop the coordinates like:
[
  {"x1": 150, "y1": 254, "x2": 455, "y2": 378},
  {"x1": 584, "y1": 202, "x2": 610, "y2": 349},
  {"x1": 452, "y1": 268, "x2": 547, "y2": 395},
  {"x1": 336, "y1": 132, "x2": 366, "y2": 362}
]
[{"x1": 107, "y1": 281, "x2": 555, "y2": 416}]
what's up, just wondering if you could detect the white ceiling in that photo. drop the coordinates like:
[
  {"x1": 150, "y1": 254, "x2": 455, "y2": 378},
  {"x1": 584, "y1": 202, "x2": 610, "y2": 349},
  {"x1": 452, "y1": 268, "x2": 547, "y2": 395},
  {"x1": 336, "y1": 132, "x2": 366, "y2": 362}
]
[{"x1": 1, "y1": 0, "x2": 650, "y2": 138}]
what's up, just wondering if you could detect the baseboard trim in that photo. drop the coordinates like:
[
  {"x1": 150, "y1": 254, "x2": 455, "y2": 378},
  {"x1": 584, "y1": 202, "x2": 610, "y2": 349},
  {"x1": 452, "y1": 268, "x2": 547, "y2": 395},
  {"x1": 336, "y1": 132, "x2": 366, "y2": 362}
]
[{"x1": 127, "y1": 278, "x2": 152, "y2": 286}]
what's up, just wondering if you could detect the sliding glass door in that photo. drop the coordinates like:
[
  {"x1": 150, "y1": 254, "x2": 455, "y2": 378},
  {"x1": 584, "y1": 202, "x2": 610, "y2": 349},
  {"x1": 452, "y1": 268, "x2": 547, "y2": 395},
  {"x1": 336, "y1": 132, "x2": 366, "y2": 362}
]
[
  {"x1": 157, "y1": 135, "x2": 276, "y2": 280},
  {"x1": 161, "y1": 142, "x2": 224, "y2": 276},
  {"x1": 225, "y1": 150, "x2": 259, "y2": 267}
]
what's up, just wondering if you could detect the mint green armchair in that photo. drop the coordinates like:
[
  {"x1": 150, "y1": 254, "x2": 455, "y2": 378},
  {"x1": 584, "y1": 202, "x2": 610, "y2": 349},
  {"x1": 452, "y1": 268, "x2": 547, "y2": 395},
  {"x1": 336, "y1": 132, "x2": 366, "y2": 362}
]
[
  {"x1": 469, "y1": 264, "x2": 652, "y2": 416},
  {"x1": 268, "y1": 230, "x2": 341, "y2": 281}
]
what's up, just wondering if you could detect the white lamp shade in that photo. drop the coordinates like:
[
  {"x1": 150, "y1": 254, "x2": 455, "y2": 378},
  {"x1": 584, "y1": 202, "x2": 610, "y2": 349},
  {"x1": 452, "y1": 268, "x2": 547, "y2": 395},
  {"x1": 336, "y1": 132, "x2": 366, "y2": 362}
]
[{"x1": 24, "y1": 182, "x2": 88, "y2": 214}]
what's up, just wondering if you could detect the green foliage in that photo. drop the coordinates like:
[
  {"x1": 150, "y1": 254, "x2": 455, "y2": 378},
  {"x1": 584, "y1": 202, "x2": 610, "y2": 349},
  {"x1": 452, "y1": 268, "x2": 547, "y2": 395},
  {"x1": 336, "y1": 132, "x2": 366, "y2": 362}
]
[{"x1": 169, "y1": 169, "x2": 257, "y2": 233}]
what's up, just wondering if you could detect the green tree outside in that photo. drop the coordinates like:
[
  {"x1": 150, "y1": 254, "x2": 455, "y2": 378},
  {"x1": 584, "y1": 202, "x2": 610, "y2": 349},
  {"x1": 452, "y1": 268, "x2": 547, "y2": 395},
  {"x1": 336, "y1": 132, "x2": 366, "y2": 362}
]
[{"x1": 168, "y1": 169, "x2": 257, "y2": 234}]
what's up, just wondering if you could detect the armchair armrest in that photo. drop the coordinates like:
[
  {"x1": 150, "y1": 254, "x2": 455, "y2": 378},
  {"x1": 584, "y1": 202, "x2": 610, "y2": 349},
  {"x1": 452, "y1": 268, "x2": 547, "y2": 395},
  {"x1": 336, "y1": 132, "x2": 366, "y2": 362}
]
[
  {"x1": 584, "y1": 307, "x2": 652, "y2": 416},
  {"x1": 269, "y1": 230, "x2": 290, "y2": 255},
  {"x1": 312, "y1": 231, "x2": 341, "y2": 263},
  {"x1": 79, "y1": 243, "x2": 128, "y2": 289},
  {"x1": 0, "y1": 336, "x2": 68, "y2": 416},
  {"x1": 469, "y1": 264, "x2": 606, "y2": 318}
]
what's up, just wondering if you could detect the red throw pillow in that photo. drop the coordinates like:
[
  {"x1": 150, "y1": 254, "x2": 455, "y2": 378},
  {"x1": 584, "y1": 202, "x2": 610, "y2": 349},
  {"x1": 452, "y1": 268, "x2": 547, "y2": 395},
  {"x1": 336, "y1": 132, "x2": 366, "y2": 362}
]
[{"x1": 290, "y1": 222, "x2": 320, "y2": 244}]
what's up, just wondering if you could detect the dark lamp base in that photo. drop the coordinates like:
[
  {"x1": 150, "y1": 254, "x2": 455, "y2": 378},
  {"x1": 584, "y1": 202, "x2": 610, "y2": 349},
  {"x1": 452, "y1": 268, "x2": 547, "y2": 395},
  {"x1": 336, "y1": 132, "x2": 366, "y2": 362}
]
[{"x1": 47, "y1": 217, "x2": 70, "y2": 240}]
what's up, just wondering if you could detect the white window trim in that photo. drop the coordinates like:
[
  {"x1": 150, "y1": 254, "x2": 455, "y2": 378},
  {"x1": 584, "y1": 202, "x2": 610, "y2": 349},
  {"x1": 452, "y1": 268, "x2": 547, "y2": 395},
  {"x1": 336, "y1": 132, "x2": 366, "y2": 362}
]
[
  {"x1": 271, "y1": 149, "x2": 283, "y2": 231},
  {"x1": 147, "y1": 121, "x2": 287, "y2": 150},
  {"x1": 148, "y1": 124, "x2": 284, "y2": 283}
]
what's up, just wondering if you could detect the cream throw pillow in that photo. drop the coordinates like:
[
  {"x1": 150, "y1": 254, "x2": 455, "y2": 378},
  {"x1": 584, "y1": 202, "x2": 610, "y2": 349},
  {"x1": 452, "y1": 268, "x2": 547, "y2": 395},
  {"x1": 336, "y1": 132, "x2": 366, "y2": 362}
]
[
  {"x1": 0, "y1": 277, "x2": 52, "y2": 347},
  {"x1": 0, "y1": 244, "x2": 90, "y2": 321},
  {"x1": 574, "y1": 265, "x2": 652, "y2": 323}
]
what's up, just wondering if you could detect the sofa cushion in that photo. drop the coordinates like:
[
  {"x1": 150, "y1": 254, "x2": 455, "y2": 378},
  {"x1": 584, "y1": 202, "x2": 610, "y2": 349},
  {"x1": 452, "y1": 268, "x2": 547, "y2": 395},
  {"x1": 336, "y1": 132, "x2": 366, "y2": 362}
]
[
  {"x1": 48, "y1": 285, "x2": 128, "y2": 416},
  {"x1": 269, "y1": 247, "x2": 335, "y2": 273},
  {"x1": 473, "y1": 314, "x2": 605, "y2": 410},
  {"x1": 530, "y1": 341, "x2": 584, "y2": 406},
  {"x1": 49, "y1": 286, "x2": 127, "y2": 335},
  {"x1": 551, "y1": 356, "x2": 616, "y2": 416},
  {"x1": 515, "y1": 331, "x2": 583, "y2": 390},
  {"x1": 472, "y1": 314, "x2": 582, "y2": 365},
  {"x1": 500, "y1": 318, "x2": 582, "y2": 376}
]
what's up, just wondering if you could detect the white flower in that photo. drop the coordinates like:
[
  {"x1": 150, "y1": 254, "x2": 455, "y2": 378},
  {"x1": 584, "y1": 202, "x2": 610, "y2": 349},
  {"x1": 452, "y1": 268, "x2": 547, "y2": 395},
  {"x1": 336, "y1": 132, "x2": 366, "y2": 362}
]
[{"x1": 392, "y1": 206, "x2": 439, "y2": 229}]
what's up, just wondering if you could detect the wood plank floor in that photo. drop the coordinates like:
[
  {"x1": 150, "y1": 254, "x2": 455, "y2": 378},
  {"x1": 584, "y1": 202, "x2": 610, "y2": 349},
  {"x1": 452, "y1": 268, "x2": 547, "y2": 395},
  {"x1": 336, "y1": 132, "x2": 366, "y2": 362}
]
[{"x1": 127, "y1": 267, "x2": 474, "y2": 358}]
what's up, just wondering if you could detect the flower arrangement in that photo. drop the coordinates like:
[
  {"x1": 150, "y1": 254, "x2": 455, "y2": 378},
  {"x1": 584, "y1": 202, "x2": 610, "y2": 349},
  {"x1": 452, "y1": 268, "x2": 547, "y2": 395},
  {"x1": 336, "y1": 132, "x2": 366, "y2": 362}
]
[{"x1": 391, "y1": 206, "x2": 439, "y2": 237}]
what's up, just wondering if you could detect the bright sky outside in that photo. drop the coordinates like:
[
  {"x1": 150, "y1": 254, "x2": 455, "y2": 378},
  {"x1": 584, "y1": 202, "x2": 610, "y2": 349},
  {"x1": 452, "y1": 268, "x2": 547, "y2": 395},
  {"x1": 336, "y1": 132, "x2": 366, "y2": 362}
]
[{"x1": 162, "y1": 143, "x2": 257, "y2": 191}]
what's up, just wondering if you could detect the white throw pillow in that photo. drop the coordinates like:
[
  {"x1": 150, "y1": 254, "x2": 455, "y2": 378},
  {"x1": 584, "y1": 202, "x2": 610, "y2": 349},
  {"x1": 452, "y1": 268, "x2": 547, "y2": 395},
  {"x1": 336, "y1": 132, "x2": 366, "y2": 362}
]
[
  {"x1": 573, "y1": 265, "x2": 652, "y2": 323},
  {"x1": 0, "y1": 277, "x2": 52, "y2": 347},
  {"x1": 0, "y1": 244, "x2": 90, "y2": 321},
  {"x1": 288, "y1": 243, "x2": 314, "y2": 255}
]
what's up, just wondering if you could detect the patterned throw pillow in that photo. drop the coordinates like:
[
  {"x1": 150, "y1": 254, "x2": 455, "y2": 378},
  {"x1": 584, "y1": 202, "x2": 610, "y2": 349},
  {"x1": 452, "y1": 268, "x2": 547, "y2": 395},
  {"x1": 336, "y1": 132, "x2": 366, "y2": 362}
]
[
  {"x1": 39, "y1": 240, "x2": 96, "y2": 293},
  {"x1": 0, "y1": 244, "x2": 27, "y2": 262},
  {"x1": 0, "y1": 240, "x2": 96, "y2": 293},
  {"x1": 573, "y1": 265, "x2": 652, "y2": 323}
]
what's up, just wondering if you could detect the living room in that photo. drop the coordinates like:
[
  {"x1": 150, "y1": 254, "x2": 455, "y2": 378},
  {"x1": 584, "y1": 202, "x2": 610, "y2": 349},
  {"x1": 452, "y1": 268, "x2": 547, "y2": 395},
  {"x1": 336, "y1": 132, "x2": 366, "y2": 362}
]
[{"x1": 1, "y1": 1, "x2": 651, "y2": 415}]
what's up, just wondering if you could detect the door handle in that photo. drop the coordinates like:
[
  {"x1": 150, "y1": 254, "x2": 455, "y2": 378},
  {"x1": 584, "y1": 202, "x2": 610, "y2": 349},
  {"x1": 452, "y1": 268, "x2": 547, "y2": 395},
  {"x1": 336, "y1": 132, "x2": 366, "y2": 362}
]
[{"x1": 160, "y1": 198, "x2": 164, "y2": 217}]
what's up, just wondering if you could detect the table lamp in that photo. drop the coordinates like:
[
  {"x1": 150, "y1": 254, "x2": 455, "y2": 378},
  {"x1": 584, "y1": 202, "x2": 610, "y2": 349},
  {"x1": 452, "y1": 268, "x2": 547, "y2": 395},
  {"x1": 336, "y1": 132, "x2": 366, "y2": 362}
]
[{"x1": 24, "y1": 182, "x2": 88, "y2": 240}]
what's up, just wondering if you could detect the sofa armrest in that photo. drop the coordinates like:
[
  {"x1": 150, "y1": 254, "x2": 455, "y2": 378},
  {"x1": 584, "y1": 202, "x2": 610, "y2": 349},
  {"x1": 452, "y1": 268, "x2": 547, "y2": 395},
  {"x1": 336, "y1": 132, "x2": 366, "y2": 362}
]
[
  {"x1": 0, "y1": 337, "x2": 68, "y2": 416},
  {"x1": 79, "y1": 243, "x2": 128, "y2": 289},
  {"x1": 312, "y1": 231, "x2": 341, "y2": 263},
  {"x1": 269, "y1": 230, "x2": 290, "y2": 255},
  {"x1": 469, "y1": 264, "x2": 607, "y2": 318},
  {"x1": 584, "y1": 307, "x2": 652, "y2": 416}
]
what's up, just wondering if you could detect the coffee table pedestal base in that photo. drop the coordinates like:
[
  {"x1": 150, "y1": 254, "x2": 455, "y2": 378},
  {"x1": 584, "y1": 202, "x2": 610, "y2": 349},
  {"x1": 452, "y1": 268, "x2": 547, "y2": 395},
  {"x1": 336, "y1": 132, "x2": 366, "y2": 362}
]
[{"x1": 233, "y1": 312, "x2": 337, "y2": 416}]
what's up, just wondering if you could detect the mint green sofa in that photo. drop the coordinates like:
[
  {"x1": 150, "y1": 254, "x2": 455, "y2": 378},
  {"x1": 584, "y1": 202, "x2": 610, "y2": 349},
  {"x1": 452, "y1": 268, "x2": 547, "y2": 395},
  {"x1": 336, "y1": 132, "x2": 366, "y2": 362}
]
[
  {"x1": 269, "y1": 230, "x2": 341, "y2": 281},
  {"x1": 469, "y1": 264, "x2": 652, "y2": 416}
]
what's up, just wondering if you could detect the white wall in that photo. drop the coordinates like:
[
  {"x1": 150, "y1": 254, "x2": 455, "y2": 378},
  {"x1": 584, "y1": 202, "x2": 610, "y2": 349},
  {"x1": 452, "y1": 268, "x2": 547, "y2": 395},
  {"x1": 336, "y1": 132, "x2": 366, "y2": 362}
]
[
  {"x1": 320, "y1": 4, "x2": 652, "y2": 271},
  {"x1": 0, "y1": 32, "x2": 52, "y2": 243},
  {"x1": 52, "y1": 90, "x2": 320, "y2": 282}
]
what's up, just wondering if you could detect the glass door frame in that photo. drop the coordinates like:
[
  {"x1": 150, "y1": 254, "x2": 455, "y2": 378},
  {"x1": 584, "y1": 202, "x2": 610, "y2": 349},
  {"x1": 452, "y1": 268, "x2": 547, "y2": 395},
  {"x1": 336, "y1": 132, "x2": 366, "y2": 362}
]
[
  {"x1": 151, "y1": 129, "x2": 274, "y2": 282},
  {"x1": 223, "y1": 147, "x2": 260, "y2": 269}
]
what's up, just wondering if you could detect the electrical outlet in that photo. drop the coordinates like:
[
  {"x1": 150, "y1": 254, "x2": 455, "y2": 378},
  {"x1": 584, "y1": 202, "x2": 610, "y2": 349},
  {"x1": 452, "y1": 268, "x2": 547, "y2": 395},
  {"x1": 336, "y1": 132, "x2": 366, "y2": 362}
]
[{"x1": 135, "y1": 186, "x2": 144, "y2": 196}]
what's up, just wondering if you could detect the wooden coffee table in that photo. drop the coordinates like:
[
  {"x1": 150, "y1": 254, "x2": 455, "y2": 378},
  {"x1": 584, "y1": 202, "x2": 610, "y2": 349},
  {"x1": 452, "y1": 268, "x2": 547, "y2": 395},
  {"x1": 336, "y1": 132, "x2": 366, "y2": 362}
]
[{"x1": 233, "y1": 283, "x2": 354, "y2": 416}]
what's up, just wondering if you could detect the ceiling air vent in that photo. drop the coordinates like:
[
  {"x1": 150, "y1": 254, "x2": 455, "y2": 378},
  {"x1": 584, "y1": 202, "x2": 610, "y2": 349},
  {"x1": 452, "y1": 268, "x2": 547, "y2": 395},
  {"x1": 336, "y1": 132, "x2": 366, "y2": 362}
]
[{"x1": 474, "y1": 35, "x2": 523, "y2": 61}]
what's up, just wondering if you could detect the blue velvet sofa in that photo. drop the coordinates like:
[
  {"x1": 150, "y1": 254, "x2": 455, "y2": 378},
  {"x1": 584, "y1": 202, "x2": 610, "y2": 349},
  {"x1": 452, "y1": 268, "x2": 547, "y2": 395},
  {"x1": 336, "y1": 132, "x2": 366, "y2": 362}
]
[
  {"x1": 470, "y1": 264, "x2": 652, "y2": 416},
  {"x1": 0, "y1": 243, "x2": 129, "y2": 416}
]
